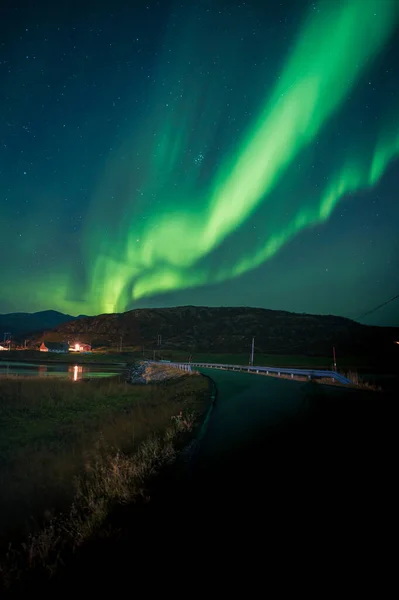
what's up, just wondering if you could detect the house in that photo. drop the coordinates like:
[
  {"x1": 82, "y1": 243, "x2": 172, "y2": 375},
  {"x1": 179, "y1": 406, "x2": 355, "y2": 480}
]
[
  {"x1": 39, "y1": 341, "x2": 69, "y2": 353},
  {"x1": 69, "y1": 342, "x2": 92, "y2": 353}
]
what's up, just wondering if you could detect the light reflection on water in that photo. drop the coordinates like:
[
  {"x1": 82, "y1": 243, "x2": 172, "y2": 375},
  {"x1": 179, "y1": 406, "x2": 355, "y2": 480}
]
[
  {"x1": 0, "y1": 361, "x2": 119, "y2": 380},
  {"x1": 72, "y1": 365, "x2": 82, "y2": 381}
]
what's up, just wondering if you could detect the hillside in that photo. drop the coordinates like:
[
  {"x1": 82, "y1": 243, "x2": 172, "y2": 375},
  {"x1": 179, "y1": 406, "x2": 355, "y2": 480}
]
[
  {"x1": 40, "y1": 306, "x2": 399, "y2": 358},
  {"x1": 0, "y1": 310, "x2": 87, "y2": 338}
]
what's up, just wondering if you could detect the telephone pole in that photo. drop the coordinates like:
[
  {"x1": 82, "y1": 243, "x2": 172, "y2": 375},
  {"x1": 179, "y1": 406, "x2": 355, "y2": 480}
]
[
  {"x1": 4, "y1": 332, "x2": 11, "y2": 351},
  {"x1": 250, "y1": 337, "x2": 255, "y2": 366}
]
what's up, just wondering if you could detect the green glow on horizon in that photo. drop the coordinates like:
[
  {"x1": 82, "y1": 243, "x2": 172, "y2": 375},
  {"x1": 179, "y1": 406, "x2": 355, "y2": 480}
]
[{"x1": 22, "y1": 0, "x2": 399, "y2": 316}]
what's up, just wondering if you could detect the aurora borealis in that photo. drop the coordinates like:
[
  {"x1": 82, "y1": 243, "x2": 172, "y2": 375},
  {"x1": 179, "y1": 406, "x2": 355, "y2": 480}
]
[{"x1": 1, "y1": 0, "x2": 399, "y2": 324}]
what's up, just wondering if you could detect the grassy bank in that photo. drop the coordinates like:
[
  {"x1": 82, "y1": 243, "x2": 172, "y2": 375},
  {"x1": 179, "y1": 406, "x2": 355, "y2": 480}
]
[{"x1": 0, "y1": 371, "x2": 210, "y2": 587}]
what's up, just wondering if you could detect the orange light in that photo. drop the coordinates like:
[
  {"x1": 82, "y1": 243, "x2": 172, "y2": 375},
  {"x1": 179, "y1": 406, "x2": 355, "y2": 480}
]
[
  {"x1": 73, "y1": 365, "x2": 78, "y2": 381},
  {"x1": 75, "y1": 343, "x2": 80, "y2": 351}
]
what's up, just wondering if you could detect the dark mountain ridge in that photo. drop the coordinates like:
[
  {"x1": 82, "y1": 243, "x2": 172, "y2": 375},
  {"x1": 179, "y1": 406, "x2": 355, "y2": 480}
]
[
  {"x1": 40, "y1": 305, "x2": 399, "y2": 357},
  {"x1": 0, "y1": 310, "x2": 86, "y2": 337}
]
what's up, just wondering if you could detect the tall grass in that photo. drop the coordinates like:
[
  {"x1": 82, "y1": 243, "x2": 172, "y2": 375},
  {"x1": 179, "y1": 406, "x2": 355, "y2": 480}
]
[
  {"x1": 0, "y1": 373, "x2": 210, "y2": 586},
  {"x1": 344, "y1": 370, "x2": 381, "y2": 391}
]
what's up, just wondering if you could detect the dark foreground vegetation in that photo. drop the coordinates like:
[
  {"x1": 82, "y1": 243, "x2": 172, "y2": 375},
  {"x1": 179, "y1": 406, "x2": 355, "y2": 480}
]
[
  {"x1": 1, "y1": 371, "x2": 394, "y2": 595},
  {"x1": 0, "y1": 373, "x2": 211, "y2": 591}
]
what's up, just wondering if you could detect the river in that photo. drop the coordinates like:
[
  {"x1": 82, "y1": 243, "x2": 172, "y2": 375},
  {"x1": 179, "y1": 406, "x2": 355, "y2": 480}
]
[{"x1": 0, "y1": 360, "x2": 122, "y2": 381}]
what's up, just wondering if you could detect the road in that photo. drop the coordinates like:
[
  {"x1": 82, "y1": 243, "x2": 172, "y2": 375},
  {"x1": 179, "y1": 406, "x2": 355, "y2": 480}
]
[
  {"x1": 181, "y1": 369, "x2": 328, "y2": 522},
  {"x1": 172, "y1": 367, "x2": 391, "y2": 539},
  {"x1": 47, "y1": 369, "x2": 393, "y2": 595},
  {"x1": 196, "y1": 367, "x2": 311, "y2": 464}
]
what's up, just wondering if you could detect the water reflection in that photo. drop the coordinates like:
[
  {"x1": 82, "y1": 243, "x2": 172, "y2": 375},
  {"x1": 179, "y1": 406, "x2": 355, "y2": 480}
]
[
  {"x1": 0, "y1": 361, "x2": 119, "y2": 380},
  {"x1": 70, "y1": 365, "x2": 83, "y2": 381},
  {"x1": 38, "y1": 364, "x2": 47, "y2": 377}
]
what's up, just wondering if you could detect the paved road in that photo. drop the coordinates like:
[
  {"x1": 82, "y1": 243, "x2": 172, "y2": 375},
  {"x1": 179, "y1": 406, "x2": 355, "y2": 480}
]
[
  {"x1": 196, "y1": 368, "x2": 310, "y2": 464},
  {"x1": 48, "y1": 370, "x2": 393, "y2": 596},
  {"x1": 182, "y1": 369, "x2": 323, "y2": 522}
]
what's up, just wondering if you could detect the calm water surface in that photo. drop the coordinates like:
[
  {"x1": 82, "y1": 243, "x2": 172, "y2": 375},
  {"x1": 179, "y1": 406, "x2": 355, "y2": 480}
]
[{"x1": 0, "y1": 360, "x2": 121, "y2": 380}]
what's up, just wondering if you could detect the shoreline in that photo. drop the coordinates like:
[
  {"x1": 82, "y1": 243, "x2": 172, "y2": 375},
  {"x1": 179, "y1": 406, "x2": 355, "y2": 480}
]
[{"x1": 0, "y1": 355, "x2": 128, "y2": 368}]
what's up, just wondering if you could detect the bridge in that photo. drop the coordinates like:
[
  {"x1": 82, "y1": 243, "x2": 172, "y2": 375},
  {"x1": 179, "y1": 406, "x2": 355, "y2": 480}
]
[{"x1": 162, "y1": 361, "x2": 352, "y2": 385}]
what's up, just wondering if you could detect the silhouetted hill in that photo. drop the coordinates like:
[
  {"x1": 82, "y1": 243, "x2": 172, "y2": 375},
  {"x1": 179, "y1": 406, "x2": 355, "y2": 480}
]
[
  {"x1": 0, "y1": 310, "x2": 87, "y2": 338},
  {"x1": 41, "y1": 306, "x2": 399, "y2": 358}
]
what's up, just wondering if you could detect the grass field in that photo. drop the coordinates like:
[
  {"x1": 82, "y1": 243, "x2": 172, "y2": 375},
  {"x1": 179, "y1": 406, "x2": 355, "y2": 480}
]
[
  {"x1": 145, "y1": 350, "x2": 373, "y2": 370},
  {"x1": 0, "y1": 371, "x2": 210, "y2": 584},
  {"x1": 192, "y1": 352, "x2": 333, "y2": 367},
  {"x1": 1, "y1": 348, "x2": 384, "y2": 373},
  {"x1": 2, "y1": 349, "x2": 330, "y2": 369}
]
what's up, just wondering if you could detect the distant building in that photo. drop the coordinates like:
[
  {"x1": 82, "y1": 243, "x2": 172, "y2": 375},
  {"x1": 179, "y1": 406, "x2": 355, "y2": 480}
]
[
  {"x1": 69, "y1": 342, "x2": 92, "y2": 353},
  {"x1": 39, "y1": 341, "x2": 69, "y2": 353}
]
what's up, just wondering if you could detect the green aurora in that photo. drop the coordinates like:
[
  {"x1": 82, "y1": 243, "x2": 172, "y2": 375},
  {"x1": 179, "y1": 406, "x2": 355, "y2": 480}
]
[
  {"x1": 3, "y1": 0, "x2": 399, "y2": 318},
  {"x1": 81, "y1": 0, "x2": 399, "y2": 315}
]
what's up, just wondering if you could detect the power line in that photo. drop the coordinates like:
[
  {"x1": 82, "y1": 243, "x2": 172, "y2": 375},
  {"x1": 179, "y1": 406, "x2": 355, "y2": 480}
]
[{"x1": 356, "y1": 293, "x2": 399, "y2": 321}]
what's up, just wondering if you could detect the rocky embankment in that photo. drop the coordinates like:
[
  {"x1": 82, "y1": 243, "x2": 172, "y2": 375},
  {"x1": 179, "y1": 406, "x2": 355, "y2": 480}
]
[{"x1": 127, "y1": 361, "x2": 194, "y2": 384}]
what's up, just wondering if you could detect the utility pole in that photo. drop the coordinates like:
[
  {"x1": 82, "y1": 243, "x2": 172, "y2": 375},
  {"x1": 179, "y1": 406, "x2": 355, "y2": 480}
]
[
  {"x1": 4, "y1": 332, "x2": 11, "y2": 351},
  {"x1": 333, "y1": 346, "x2": 337, "y2": 371},
  {"x1": 157, "y1": 334, "x2": 162, "y2": 347},
  {"x1": 251, "y1": 337, "x2": 255, "y2": 366},
  {"x1": 119, "y1": 335, "x2": 123, "y2": 353}
]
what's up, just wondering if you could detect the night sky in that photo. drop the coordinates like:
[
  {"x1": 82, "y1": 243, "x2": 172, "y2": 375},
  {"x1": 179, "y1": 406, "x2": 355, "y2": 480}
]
[{"x1": 1, "y1": 0, "x2": 399, "y2": 325}]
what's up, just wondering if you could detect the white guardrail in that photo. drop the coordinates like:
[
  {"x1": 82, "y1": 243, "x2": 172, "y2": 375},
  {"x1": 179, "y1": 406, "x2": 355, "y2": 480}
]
[{"x1": 160, "y1": 361, "x2": 352, "y2": 385}]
